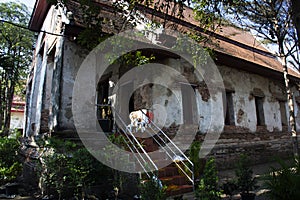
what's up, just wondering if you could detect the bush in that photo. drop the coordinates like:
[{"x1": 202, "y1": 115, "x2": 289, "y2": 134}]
[
  {"x1": 0, "y1": 136, "x2": 22, "y2": 185},
  {"x1": 139, "y1": 177, "x2": 166, "y2": 200},
  {"x1": 196, "y1": 157, "x2": 222, "y2": 200},
  {"x1": 264, "y1": 157, "x2": 300, "y2": 200},
  {"x1": 39, "y1": 139, "x2": 113, "y2": 199},
  {"x1": 188, "y1": 141, "x2": 203, "y2": 180},
  {"x1": 235, "y1": 154, "x2": 257, "y2": 195}
]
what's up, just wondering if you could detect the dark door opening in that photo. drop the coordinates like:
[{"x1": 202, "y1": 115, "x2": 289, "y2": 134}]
[
  {"x1": 181, "y1": 83, "x2": 197, "y2": 124},
  {"x1": 97, "y1": 77, "x2": 113, "y2": 132}
]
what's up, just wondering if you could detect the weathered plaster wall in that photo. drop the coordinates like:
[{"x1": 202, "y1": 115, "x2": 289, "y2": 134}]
[
  {"x1": 293, "y1": 90, "x2": 300, "y2": 131},
  {"x1": 206, "y1": 65, "x2": 298, "y2": 168},
  {"x1": 59, "y1": 40, "x2": 89, "y2": 131},
  {"x1": 25, "y1": 6, "x2": 71, "y2": 136},
  {"x1": 219, "y1": 65, "x2": 286, "y2": 132}
]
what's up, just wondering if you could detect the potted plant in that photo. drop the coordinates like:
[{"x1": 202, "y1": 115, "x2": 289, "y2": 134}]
[
  {"x1": 235, "y1": 154, "x2": 257, "y2": 200},
  {"x1": 221, "y1": 180, "x2": 238, "y2": 199}
]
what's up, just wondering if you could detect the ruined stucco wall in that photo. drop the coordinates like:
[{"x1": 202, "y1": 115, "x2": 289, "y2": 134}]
[
  {"x1": 219, "y1": 65, "x2": 287, "y2": 132},
  {"x1": 59, "y1": 40, "x2": 89, "y2": 131},
  {"x1": 152, "y1": 58, "x2": 186, "y2": 127},
  {"x1": 208, "y1": 65, "x2": 298, "y2": 168},
  {"x1": 25, "y1": 6, "x2": 59, "y2": 136},
  {"x1": 25, "y1": 5, "x2": 73, "y2": 136},
  {"x1": 293, "y1": 90, "x2": 300, "y2": 132}
]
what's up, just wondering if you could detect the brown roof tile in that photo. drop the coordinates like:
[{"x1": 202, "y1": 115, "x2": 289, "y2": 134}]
[{"x1": 30, "y1": 0, "x2": 300, "y2": 79}]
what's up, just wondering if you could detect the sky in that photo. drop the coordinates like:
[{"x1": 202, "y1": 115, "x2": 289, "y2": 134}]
[{"x1": 0, "y1": 0, "x2": 35, "y2": 13}]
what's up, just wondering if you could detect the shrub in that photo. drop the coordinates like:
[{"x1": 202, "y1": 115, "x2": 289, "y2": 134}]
[
  {"x1": 188, "y1": 141, "x2": 203, "y2": 180},
  {"x1": 235, "y1": 154, "x2": 257, "y2": 195},
  {"x1": 139, "y1": 177, "x2": 166, "y2": 200},
  {"x1": 0, "y1": 136, "x2": 22, "y2": 185},
  {"x1": 39, "y1": 139, "x2": 113, "y2": 199},
  {"x1": 264, "y1": 157, "x2": 300, "y2": 200},
  {"x1": 196, "y1": 157, "x2": 222, "y2": 200}
]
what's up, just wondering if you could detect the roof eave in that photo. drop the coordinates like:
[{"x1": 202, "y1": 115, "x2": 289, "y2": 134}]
[{"x1": 28, "y1": 0, "x2": 51, "y2": 31}]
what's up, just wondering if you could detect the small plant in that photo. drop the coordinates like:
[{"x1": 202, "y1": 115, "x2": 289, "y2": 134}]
[
  {"x1": 188, "y1": 140, "x2": 203, "y2": 180},
  {"x1": 263, "y1": 157, "x2": 300, "y2": 200},
  {"x1": 196, "y1": 157, "x2": 222, "y2": 200},
  {"x1": 39, "y1": 139, "x2": 113, "y2": 199},
  {"x1": 221, "y1": 180, "x2": 238, "y2": 199},
  {"x1": 235, "y1": 154, "x2": 257, "y2": 200},
  {"x1": 139, "y1": 176, "x2": 166, "y2": 200},
  {"x1": 0, "y1": 136, "x2": 22, "y2": 185}
]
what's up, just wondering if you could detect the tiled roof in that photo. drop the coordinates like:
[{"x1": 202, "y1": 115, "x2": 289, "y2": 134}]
[
  {"x1": 30, "y1": 0, "x2": 300, "y2": 79},
  {"x1": 136, "y1": 1, "x2": 300, "y2": 78}
]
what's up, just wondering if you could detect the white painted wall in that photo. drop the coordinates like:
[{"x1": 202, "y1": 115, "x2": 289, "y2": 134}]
[{"x1": 10, "y1": 112, "x2": 24, "y2": 130}]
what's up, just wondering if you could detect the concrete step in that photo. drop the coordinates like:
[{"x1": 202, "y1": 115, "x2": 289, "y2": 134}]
[
  {"x1": 158, "y1": 162, "x2": 194, "y2": 197},
  {"x1": 158, "y1": 166, "x2": 179, "y2": 178},
  {"x1": 160, "y1": 175, "x2": 190, "y2": 185},
  {"x1": 166, "y1": 184, "x2": 194, "y2": 197}
]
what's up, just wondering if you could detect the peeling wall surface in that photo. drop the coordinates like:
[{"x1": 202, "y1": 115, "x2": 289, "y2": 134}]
[
  {"x1": 25, "y1": 6, "x2": 71, "y2": 136},
  {"x1": 59, "y1": 41, "x2": 88, "y2": 130},
  {"x1": 25, "y1": 4, "x2": 300, "y2": 168},
  {"x1": 219, "y1": 65, "x2": 287, "y2": 133}
]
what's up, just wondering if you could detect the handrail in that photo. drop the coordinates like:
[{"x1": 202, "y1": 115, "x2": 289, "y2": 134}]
[
  {"x1": 120, "y1": 135, "x2": 152, "y2": 178},
  {"x1": 139, "y1": 109, "x2": 194, "y2": 184},
  {"x1": 96, "y1": 104, "x2": 158, "y2": 177},
  {"x1": 96, "y1": 104, "x2": 193, "y2": 185},
  {"x1": 110, "y1": 108, "x2": 159, "y2": 172},
  {"x1": 145, "y1": 126, "x2": 194, "y2": 183}
]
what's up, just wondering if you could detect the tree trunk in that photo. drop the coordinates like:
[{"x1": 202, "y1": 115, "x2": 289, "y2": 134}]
[
  {"x1": 280, "y1": 44, "x2": 299, "y2": 157},
  {"x1": 0, "y1": 73, "x2": 3, "y2": 130},
  {"x1": 291, "y1": 0, "x2": 300, "y2": 48},
  {"x1": 4, "y1": 83, "x2": 14, "y2": 134}
]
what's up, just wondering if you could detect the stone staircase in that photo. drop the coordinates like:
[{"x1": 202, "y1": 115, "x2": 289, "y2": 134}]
[
  {"x1": 158, "y1": 162, "x2": 194, "y2": 197},
  {"x1": 136, "y1": 129, "x2": 195, "y2": 197},
  {"x1": 139, "y1": 159, "x2": 194, "y2": 197},
  {"x1": 111, "y1": 109, "x2": 196, "y2": 197}
]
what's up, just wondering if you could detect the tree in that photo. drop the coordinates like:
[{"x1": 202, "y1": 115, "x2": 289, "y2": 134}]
[
  {"x1": 223, "y1": 0, "x2": 299, "y2": 156},
  {"x1": 291, "y1": 0, "x2": 300, "y2": 49},
  {"x1": 0, "y1": 2, "x2": 34, "y2": 135}
]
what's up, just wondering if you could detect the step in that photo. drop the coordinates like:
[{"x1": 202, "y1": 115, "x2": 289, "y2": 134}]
[
  {"x1": 158, "y1": 166, "x2": 179, "y2": 178},
  {"x1": 160, "y1": 175, "x2": 190, "y2": 185},
  {"x1": 154, "y1": 159, "x2": 176, "y2": 168},
  {"x1": 166, "y1": 184, "x2": 194, "y2": 197}
]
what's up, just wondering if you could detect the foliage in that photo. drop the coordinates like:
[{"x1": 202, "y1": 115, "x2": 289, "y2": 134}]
[
  {"x1": 39, "y1": 140, "x2": 113, "y2": 199},
  {"x1": 0, "y1": 136, "x2": 22, "y2": 185},
  {"x1": 120, "y1": 50, "x2": 155, "y2": 66},
  {"x1": 235, "y1": 154, "x2": 257, "y2": 194},
  {"x1": 42, "y1": 137, "x2": 77, "y2": 153},
  {"x1": 108, "y1": 133, "x2": 128, "y2": 149},
  {"x1": 263, "y1": 157, "x2": 300, "y2": 200},
  {"x1": 291, "y1": 0, "x2": 300, "y2": 48},
  {"x1": 192, "y1": 0, "x2": 226, "y2": 31},
  {"x1": 229, "y1": 0, "x2": 299, "y2": 68},
  {"x1": 0, "y1": 2, "x2": 34, "y2": 134},
  {"x1": 139, "y1": 177, "x2": 166, "y2": 200},
  {"x1": 188, "y1": 140, "x2": 203, "y2": 179},
  {"x1": 221, "y1": 180, "x2": 238, "y2": 198},
  {"x1": 47, "y1": 0, "x2": 224, "y2": 59},
  {"x1": 196, "y1": 157, "x2": 222, "y2": 200}
]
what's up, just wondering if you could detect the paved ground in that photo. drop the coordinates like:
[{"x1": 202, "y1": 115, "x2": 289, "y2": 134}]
[
  {"x1": 176, "y1": 190, "x2": 269, "y2": 200},
  {"x1": 172, "y1": 161, "x2": 280, "y2": 200},
  {"x1": 217, "y1": 161, "x2": 278, "y2": 200},
  {"x1": 0, "y1": 196, "x2": 34, "y2": 200}
]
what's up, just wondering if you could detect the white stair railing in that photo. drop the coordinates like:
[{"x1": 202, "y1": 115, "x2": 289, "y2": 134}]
[
  {"x1": 96, "y1": 104, "x2": 194, "y2": 185},
  {"x1": 137, "y1": 109, "x2": 194, "y2": 185}
]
